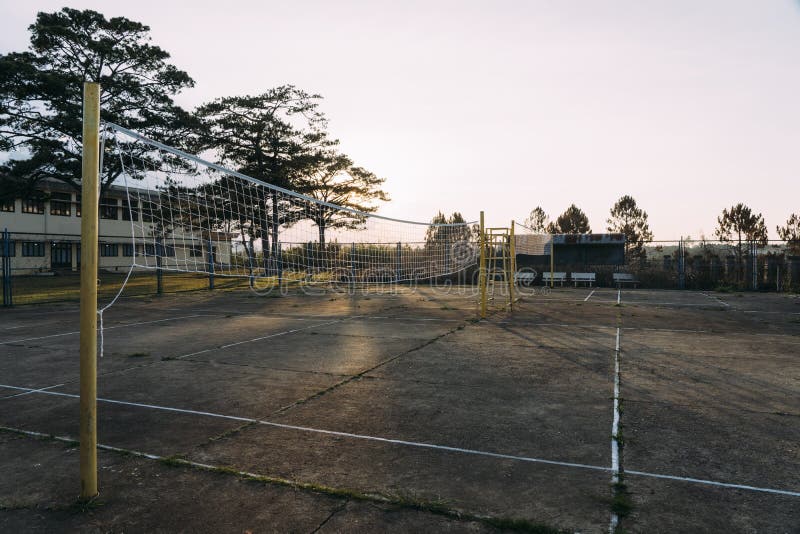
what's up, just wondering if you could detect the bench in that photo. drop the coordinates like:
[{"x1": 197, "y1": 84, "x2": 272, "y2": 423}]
[
  {"x1": 514, "y1": 271, "x2": 536, "y2": 287},
  {"x1": 542, "y1": 272, "x2": 567, "y2": 286},
  {"x1": 613, "y1": 273, "x2": 639, "y2": 288},
  {"x1": 572, "y1": 272, "x2": 595, "y2": 287}
]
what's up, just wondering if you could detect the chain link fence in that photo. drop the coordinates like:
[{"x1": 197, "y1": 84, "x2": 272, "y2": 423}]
[{"x1": 515, "y1": 238, "x2": 800, "y2": 292}]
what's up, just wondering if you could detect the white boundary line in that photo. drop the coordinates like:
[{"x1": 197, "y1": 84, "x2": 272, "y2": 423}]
[
  {"x1": 0, "y1": 383, "x2": 64, "y2": 400},
  {"x1": 584, "y1": 290, "x2": 596, "y2": 302},
  {"x1": 171, "y1": 318, "x2": 355, "y2": 360},
  {"x1": 609, "y1": 326, "x2": 622, "y2": 532},
  {"x1": 701, "y1": 292, "x2": 730, "y2": 307},
  {"x1": 0, "y1": 314, "x2": 215, "y2": 346},
  {"x1": 1, "y1": 384, "x2": 798, "y2": 498},
  {"x1": 166, "y1": 308, "x2": 466, "y2": 323}
]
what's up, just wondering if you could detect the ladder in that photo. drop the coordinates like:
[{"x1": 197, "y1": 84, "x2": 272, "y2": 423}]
[{"x1": 478, "y1": 214, "x2": 516, "y2": 318}]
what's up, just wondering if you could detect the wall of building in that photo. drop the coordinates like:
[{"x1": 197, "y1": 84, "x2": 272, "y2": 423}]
[{"x1": 1, "y1": 190, "x2": 232, "y2": 275}]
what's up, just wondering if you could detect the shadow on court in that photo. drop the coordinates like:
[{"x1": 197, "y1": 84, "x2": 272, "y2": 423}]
[{"x1": 1, "y1": 286, "x2": 798, "y2": 532}]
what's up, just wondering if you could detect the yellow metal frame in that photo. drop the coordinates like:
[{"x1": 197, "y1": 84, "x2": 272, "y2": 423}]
[
  {"x1": 479, "y1": 211, "x2": 487, "y2": 318},
  {"x1": 80, "y1": 82, "x2": 100, "y2": 498},
  {"x1": 478, "y1": 215, "x2": 514, "y2": 318}
]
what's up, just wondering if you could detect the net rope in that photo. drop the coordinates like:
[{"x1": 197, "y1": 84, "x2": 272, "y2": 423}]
[
  {"x1": 95, "y1": 123, "x2": 478, "y2": 355},
  {"x1": 105, "y1": 122, "x2": 478, "y2": 286}
]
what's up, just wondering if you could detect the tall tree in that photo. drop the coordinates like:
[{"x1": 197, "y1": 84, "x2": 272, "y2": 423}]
[
  {"x1": 606, "y1": 195, "x2": 653, "y2": 260},
  {"x1": 523, "y1": 206, "x2": 549, "y2": 233},
  {"x1": 715, "y1": 203, "x2": 768, "y2": 281},
  {"x1": 425, "y1": 212, "x2": 474, "y2": 247},
  {"x1": 295, "y1": 151, "x2": 389, "y2": 246},
  {"x1": 547, "y1": 204, "x2": 591, "y2": 234},
  {"x1": 194, "y1": 87, "x2": 330, "y2": 264},
  {"x1": 777, "y1": 213, "x2": 800, "y2": 254},
  {"x1": 0, "y1": 8, "x2": 194, "y2": 195}
]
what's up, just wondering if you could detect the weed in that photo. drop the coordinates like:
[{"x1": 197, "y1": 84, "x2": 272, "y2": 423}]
[
  {"x1": 61, "y1": 496, "x2": 105, "y2": 514},
  {"x1": 158, "y1": 455, "x2": 188, "y2": 468},
  {"x1": 127, "y1": 352, "x2": 150, "y2": 358},
  {"x1": 611, "y1": 491, "x2": 633, "y2": 517}
]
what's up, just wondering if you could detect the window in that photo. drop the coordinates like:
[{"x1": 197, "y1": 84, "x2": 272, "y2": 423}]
[
  {"x1": 190, "y1": 245, "x2": 203, "y2": 258},
  {"x1": 75, "y1": 198, "x2": 81, "y2": 217},
  {"x1": 100, "y1": 244, "x2": 119, "y2": 257},
  {"x1": 1, "y1": 199, "x2": 14, "y2": 212},
  {"x1": 100, "y1": 196, "x2": 118, "y2": 220},
  {"x1": 122, "y1": 244, "x2": 134, "y2": 257},
  {"x1": 0, "y1": 240, "x2": 15, "y2": 257},
  {"x1": 21, "y1": 241, "x2": 45, "y2": 257},
  {"x1": 140, "y1": 243, "x2": 174, "y2": 257},
  {"x1": 141, "y1": 201, "x2": 155, "y2": 223},
  {"x1": 122, "y1": 199, "x2": 139, "y2": 221},
  {"x1": 22, "y1": 198, "x2": 45, "y2": 214},
  {"x1": 49, "y1": 192, "x2": 72, "y2": 216}
]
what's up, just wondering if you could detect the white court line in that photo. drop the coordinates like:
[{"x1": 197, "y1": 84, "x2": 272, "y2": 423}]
[
  {"x1": 172, "y1": 317, "x2": 356, "y2": 360},
  {"x1": 0, "y1": 314, "x2": 215, "y2": 346},
  {"x1": 742, "y1": 310, "x2": 800, "y2": 315},
  {"x1": 609, "y1": 326, "x2": 622, "y2": 532},
  {"x1": 584, "y1": 290, "x2": 596, "y2": 302},
  {"x1": 4, "y1": 426, "x2": 798, "y2": 506},
  {"x1": 500, "y1": 322, "x2": 710, "y2": 334},
  {"x1": 0, "y1": 383, "x2": 64, "y2": 400},
  {"x1": 1, "y1": 384, "x2": 798, "y2": 498},
  {"x1": 165, "y1": 308, "x2": 464, "y2": 323},
  {"x1": 625, "y1": 470, "x2": 800, "y2": 497},
  {"x1": 701, "y1": 292, "x2": 730, "y2": 307}
]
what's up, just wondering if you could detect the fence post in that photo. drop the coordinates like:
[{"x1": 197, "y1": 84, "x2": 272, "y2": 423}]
[
  {"x1": 350, "y1": 243, "x2": 356, "y2": 293},
  {"x1": 2, "y1": 228, "x2": 12, "y2": 307},
  {"x1": 396, "y1": 242, "x2": 401, "y2": 283},
  {"x1": 479, "y1": 211, "x2": 487, "y2": 318},
  {"x1": 207, "y1": 238, "x2": 215, "y2": 290},
  {"x1": 678, "y1": 238, "x2": 685, "y2": 289},
  {"x1": 156, "y1": 236, "x2": 163, "y2": 295},
  {"x1": 277, "y1": 240, "x2": 283, "y2": 291}
]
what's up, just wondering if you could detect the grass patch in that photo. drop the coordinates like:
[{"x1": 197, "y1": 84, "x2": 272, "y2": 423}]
[
  {"x1": 0, "y1": 500, "x2": 36, "y2": 511},
  {"x1": 58, "y1": 496, "x2": 105, "y2": 514},
  {"x1": 611, "y1": 491, "x2": 633, "y2": 518},
  {"x1": 127, "y1": 351, "x2": 150, "y2": 358},
  {"x1": 482, "y1": 517, "x2": 568, "y2": 533},
  {"x1": 158, "y1": 454, "x2": 188, "y2": 468}
]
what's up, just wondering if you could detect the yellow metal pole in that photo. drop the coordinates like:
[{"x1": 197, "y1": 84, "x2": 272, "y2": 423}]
[
  {"x1": 508, "y1": 221, "x2": 515, "y2": 309},
  {"x1": 79, "y1": 82, "x2": 100, "y2": 499},
  {"x1": 479, "y1": 211, "x2": 487, "y2": 318}
]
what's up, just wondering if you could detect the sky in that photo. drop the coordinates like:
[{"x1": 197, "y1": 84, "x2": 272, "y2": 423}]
[{"x1": 1, "y1": 1, "x2": 798, "y2": 239}]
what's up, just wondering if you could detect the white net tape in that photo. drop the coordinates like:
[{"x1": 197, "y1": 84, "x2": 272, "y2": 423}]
[
  {"x1": 105, "y1": 122, "x2": 478, "y2": 286},
  {"x1": 514, "y1": 222, "x2": 551, "y2": 256}
]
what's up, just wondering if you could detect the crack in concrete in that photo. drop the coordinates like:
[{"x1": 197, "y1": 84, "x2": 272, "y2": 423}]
[
  {"x1": 270, "y1": 323, "x2": 466, "y2": 416},
  {"x1": 309, "y1": 500, "x2": 348, "y2": 533}
]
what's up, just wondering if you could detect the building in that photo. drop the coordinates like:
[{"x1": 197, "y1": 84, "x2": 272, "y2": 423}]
[{"x1": 0, "y1": 179, "x2": 232, "y2": 275}]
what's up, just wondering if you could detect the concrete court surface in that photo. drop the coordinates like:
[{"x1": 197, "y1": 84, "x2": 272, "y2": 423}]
[{"x1": 1, "y1": 285, "x2": 798, "y2": 532}]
